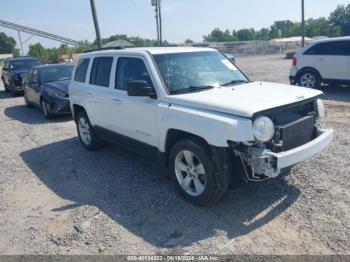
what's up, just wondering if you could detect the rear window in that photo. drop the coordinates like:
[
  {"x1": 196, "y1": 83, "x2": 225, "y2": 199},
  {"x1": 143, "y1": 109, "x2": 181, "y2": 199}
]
[
  {"x1": 90, "y1": 57, "x2": 113, "y2": 87},
  {"x1": 74, "y1": 58, "x2": 90, "y2": 82},
  {"x1": 304, "y1": 41, "x2": 350, "y2": 56}
]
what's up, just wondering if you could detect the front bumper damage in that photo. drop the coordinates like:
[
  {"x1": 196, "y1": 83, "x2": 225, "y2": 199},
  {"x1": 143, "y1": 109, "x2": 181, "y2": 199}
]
[{"x1": 234, "y1": 129, "x2": 333, "y2": 180}]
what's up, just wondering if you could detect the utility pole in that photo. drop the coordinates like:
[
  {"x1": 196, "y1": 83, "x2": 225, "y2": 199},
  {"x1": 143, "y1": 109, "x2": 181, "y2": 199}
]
[
  {"x1": 17, "y1": 30, "x2": 24, "y2": 56},
  {"x1": 152, "y1": 0, "x2": 162, "y2": 46},
  {"x1": 89, "y1": 0, "x2": 102, "y2": 49},
  {"x1": 155, "y1": 2, "x2": 160, "y2": 45},
  {"x1": 158, "y1": 0, "x2": 163, "y2": 46},
  {"x1": 301, "y1": 0, "x2": 305, "y2": 47}
]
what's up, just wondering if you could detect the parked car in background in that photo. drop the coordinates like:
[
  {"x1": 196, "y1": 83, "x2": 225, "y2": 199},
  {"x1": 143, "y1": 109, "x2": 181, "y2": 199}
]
[
  {"x1": 1, "y1": 57, "x2": 42, "y2": 95},
  {"x1": 23, "y1": 64, "x2": 73, "y2": 119},
  {"x1": 69, "y1": 47, "x2": 332, "y2": 206},
  {"x1": 290, "y1": 36, "x2": 350, "y2": 88},
  {"x1": 224, "y1": 53, "x2": 236, "y2": 64}
]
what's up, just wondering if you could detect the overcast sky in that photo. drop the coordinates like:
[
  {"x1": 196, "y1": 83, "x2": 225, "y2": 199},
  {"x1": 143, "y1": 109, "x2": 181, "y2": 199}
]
[{"x1": 1, "y1": 0, "x2": 349, "y2": 52}]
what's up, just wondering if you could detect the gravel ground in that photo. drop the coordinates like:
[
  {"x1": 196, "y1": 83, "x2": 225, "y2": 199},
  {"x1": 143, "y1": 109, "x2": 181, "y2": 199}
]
[{"x1": 0, "y1": 55, "x2": 349, "y2": 255}]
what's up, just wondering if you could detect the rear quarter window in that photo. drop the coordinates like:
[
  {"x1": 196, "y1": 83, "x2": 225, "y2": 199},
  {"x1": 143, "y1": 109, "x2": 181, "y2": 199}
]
[
  {"x1": 304, "y1": 41, "x2": 350, "y2": 56},
  {"x1": 89, "y1": 57, "x2": 113, "y2": 87},
  {"x1": 74, "y1": 58, "x2": 90, "y2": 82}
]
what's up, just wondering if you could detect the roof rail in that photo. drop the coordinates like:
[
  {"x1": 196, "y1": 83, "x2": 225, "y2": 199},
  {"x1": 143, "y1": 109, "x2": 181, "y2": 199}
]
[{"x1": 83, "y1": 46, "x2": 127, "y2": 53}]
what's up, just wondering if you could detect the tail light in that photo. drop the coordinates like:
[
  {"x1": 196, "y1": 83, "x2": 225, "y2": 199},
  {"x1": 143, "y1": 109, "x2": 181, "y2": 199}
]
[{"x1": 292, "y1": 58, "x2": 297, "y2": 66}]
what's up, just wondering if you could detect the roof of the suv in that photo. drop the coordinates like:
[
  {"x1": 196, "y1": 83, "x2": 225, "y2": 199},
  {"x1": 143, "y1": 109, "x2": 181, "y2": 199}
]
[
  {"x1": 32, "y1": 63, "x2": 73, "y2": 70},
  {"x1": 310, "y1": 36, "x2": 350, "y2": 44},
  {"x1": 7, "y1": 56, "x2": 40, "y2": 61},
  {"x1": 81, "y1": 47, "x2": 216, "y2": 57}
]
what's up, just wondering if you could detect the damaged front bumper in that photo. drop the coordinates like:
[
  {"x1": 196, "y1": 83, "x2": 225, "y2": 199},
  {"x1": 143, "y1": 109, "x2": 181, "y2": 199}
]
[{"x1": 235, "y1": 129, "x2": 333, "y2": 180}]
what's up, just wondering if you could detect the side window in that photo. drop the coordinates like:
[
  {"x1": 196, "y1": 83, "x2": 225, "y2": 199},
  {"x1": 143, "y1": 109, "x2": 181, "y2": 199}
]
[
  {"x1": 90, "y1": 57, "x2": 113, "y2": 87},
  {"x1": 26, "y1": 69, "x2": 33, "y2": 83},
  {"x1": 32, "y1": 70, "x2": 39, "y2": 83},
  {"x1": 74, "y1": 58, "x2": 90, "y2": 83},
  {"x1": 115, "y1": 57, "x2": 153, "y2": 91},
  {"x1": 305, "y1": 41, "x2": 350, "y2": 56}
]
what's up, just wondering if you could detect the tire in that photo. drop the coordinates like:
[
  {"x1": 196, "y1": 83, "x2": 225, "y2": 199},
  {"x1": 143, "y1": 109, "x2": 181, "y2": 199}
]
[
  {"x1": 41, "y1": 99, "x2": 53, "y2": 119},
  {"x1": 169, "y1": 139, "x2": 227, "y2": 206},
  {"x1": 76, "y1": 110, "x2": 104, "y2": 151},
  {"x1": 24, "y1": 92, "x2": 32, "y2": 108},
  {"x1": 298, "y1": 70, "x2": 321, "y2": 89}
]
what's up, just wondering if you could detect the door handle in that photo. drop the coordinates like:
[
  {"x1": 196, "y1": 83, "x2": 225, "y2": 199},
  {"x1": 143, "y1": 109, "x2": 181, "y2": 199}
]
[{"x1": 112, "y1": 98, "x2": 122, "y2": 104}]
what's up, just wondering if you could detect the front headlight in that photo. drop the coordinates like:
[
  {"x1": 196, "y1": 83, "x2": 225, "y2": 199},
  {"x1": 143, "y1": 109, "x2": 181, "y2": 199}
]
[
  {"x1": 47, "y1": 89, "x2": 66, "y2": 98},
  {"x1": 253, "y1": 116, "x2": 275, "y2": 142},
  {"x1": 316, "y1": 99, "x2": 325, "y2": 118}
]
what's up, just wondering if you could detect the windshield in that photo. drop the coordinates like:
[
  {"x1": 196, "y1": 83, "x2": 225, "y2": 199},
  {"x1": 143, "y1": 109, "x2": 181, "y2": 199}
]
[
  {"x1": 10, "y1": 59, "x2": 41, "y2": 71},
  {"x1": 41, "y1": 65, "x2": 74, "y2": 82},
  {"x1": 153, "y1": 51, "x2": 249, "y2": 94}
]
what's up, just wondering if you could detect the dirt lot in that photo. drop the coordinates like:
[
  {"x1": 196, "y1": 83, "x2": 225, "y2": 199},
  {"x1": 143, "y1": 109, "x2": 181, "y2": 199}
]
[{"x1": 0, "y1": 55, "x2": 349, "y2": 255}]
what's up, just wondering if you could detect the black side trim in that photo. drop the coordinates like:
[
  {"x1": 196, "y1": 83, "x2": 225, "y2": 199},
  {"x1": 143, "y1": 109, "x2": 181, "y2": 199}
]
[{"x1": 93, "y1": 125, "x2": 159, "y2": 160}]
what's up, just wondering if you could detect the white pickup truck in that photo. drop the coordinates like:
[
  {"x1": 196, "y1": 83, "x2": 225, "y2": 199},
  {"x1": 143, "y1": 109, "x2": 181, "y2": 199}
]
[{"x1": 69, "y1": 47, "x2": 333, "y2": 206}]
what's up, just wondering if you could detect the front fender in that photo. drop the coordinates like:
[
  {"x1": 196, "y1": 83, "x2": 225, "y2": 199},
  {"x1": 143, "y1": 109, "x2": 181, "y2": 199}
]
[{"x1": 158, "y1": 103, "x2": 255, "y2": 152}]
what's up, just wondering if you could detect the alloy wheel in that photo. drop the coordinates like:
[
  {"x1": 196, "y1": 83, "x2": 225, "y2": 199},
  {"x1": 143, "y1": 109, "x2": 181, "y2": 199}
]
[
  {"x1": 300, "y1": 73, "x2": 316, "y2": 88},
  {"x1": 174, "y1": 150, "x2": 206, "y2": 196},
  {"x1": 78, "y1": 117, "x2": 92, "y2": 146}
]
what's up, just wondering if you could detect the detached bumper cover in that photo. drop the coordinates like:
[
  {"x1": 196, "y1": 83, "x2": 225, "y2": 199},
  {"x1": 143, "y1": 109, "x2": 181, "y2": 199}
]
[
  {"x1": 265, "y1": 129, "x2": 333, "y2": 170},
  {"x1": 237, "y1": 129, "x2": 333, "y2": 179},
  {"x1": 46, "y1": 97, "x2": 71, "y2": 115}
]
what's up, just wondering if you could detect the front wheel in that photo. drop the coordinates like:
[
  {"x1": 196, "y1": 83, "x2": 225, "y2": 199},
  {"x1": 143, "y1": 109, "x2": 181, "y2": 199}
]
[
  {"x1": 76, "y1": 111, "x2": 104, "y2": 151},
  {"x1": 169, "y1": 139, "x2": 227, "y2": 206},
  {"x1": 41, "y1": 99, "x2": 53, "y2": 119},
  {"x1": 298, "y1": 70, "x2": 321, "y2": 89},
  {"x1": 24, "y1": 92, "x2": 32, "y2": 108}
]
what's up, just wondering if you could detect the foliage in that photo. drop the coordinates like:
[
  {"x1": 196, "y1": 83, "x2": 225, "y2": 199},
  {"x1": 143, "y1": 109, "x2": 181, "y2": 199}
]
[
  {"x1": 185, "y1": 39, "x2": 194, "y2": 44},
  {"x1": 28, "y1": 43, "x2": 87, "y2": 63},
  {"x1": 94, "y1": 34, "x2": 160, "y2": 47},
  {"x1": 203, "y1": 4, "x2": 350, "y2": 42},
  {"x1": 0, "y1": 32, "x2": 17, "y2": 54}
]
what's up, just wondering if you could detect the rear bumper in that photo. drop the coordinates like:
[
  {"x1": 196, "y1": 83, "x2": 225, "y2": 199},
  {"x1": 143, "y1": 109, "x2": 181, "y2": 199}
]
[{"x1": 289, "y1": 75, "x2": 297, "y2": 85}]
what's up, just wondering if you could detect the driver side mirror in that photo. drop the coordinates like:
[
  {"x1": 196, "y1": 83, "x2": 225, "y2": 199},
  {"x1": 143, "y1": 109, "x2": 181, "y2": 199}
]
[{"x1": 127, "y1": 80, "x2": 157, "y2": 99}]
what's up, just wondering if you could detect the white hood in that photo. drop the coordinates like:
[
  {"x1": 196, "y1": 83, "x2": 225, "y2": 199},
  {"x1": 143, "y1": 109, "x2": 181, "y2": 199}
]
[{"x1": 163, "y1": 82, "x2": 323, "y2": 118}]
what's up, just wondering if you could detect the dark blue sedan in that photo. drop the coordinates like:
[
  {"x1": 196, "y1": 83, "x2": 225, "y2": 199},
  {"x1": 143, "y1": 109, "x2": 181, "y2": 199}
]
[{"x1": 23, "y1": 64, "x2": 73, "y2": 119}]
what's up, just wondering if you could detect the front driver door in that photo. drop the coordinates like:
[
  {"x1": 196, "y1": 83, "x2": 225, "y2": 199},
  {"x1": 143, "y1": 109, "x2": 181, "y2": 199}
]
[
  {"x1": 111, "y1": 56, "x2": 158, "y2": 148},
  {"x1": 29, "y1": 69, "x2": 41, "y2": 106}
]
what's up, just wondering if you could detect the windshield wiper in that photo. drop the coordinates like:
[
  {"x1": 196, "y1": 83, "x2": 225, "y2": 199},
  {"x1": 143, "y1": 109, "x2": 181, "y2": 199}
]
[
  {"x1": 220, "y1": 80, "x2": 249, "y2": 87},
  {"x1": 171, "y1": 85, "x2": 214, "y2": 94}
]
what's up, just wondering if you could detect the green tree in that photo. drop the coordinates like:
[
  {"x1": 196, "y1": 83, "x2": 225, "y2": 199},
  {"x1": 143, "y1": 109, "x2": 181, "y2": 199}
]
[
  {"x1": 305, "y1": 18, "x2": 333, "y2": 37},
  {"x1": 235, "y1": 28, "x2": 256, "y2": 41},
  {"x1": 185, "y1": 39, "x2": 194, "y2": 44},
  {"x1": 0, "y1": 32, "x2": 17, "y2": 54},
  {"x1": 28, "y1": 43, "x2": 47, "y2": 61},
  {"x1": 329, "y1": 4, "x2": 350, "y2": 36},
  {"x1": 203, "y1": 28, "x2": 236, "y2": 42}
]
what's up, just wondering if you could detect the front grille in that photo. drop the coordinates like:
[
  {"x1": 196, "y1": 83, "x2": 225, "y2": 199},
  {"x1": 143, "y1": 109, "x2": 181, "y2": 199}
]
[
  {"x1": 278, "y1": 115, "x2": 316, "y2": 151},
  {"x1": 262, "y1": 100, "x2": 318, "y2": 152}
]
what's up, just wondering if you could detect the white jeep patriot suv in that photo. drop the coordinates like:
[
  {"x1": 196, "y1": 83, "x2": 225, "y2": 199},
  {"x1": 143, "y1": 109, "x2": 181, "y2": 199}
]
[{"x1": 69, "y1": 47, "x2": 333, "y2": 206}]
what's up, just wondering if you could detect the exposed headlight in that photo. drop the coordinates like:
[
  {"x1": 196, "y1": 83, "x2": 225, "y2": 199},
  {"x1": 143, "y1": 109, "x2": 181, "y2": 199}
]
[
  {"x1": 253, "y1": 116, "x2": 275, "y2": 142},
  {"x1": 47, "y1": 89, "x2": 67, "y2": 98},
  {"x1": 316, "y1": 99, "x2": 325, "y2": 118}
]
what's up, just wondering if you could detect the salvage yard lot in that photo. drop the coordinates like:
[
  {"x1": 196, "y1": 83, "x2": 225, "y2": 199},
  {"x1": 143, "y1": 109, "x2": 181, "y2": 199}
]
[{"x1": 0, "y1": 55, "x2": 349, "y2": 255}]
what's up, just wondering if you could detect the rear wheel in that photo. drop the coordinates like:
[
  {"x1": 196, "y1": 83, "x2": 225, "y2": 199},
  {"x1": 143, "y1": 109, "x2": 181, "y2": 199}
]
[
  {"x1": 169, "y1": 139, "x2": 227, "y2": 206},
  {"x1": 76, "y1": 110, "x2": 104, "y2": 151},
  {"x1": 298, "y1": 70, "x2": 321, "y2": 89}
]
